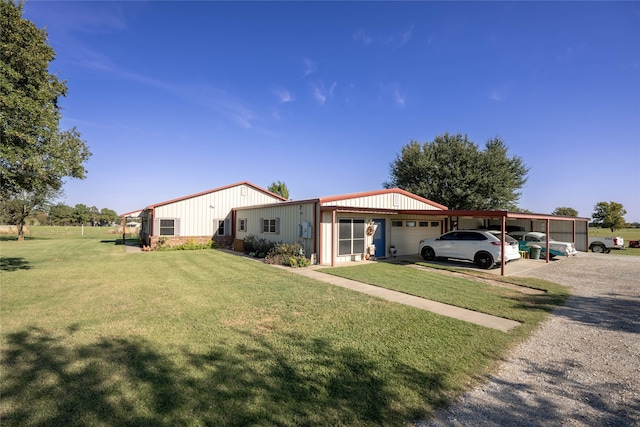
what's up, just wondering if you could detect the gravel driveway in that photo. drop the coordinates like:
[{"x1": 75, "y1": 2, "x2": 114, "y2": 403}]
[{"x1": 425, "y1": 252, "x2": 640, "y2": 427}]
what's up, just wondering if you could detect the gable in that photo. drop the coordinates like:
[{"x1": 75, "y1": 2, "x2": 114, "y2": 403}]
[{"x1": 319, "y1": 189, "x2": 446, "y2": 211}]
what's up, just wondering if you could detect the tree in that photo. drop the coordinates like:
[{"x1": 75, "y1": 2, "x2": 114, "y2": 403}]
[
  {"x1": 0, "y1": 187, "x2": 60, "y2": 237},
  {"x1": 99, "y1": 208, "x2": 119, "y2": 226},
  {"x1": 384, "y1": 133, "x2": 528, "y2": 210},
  {"x1": 552, "y1": 207, "x2": 579, "y2": 217},
  {"x1": 591, "y1": 201, "x2": 627, "y2": 232},
  {"x1": 49, "y1": 203, "x2": 74, "y2": 226},
  {"x1": 73, "y1": 204, "x2": 91, "y2": 225},
  {"x1": 268, "y1": 181, "x2": 290, "y2": 199},
  {"x1": 1, "y1": 0, "x2": 91, "y2": 240}
]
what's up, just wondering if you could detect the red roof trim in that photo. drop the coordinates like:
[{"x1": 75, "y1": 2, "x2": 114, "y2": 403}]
[
  {"x1": 144, "y1": 181, "x2": 287, "y2": 209},
  {"x1": 319, "y1": 188, "x2": 448, "y2": 210}
]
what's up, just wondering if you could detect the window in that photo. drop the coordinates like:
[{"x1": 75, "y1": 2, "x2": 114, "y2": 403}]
[
  {"x1": 238, "y1": 218, "x2": 247, "y2": 232},
  {"x1": 391, "y1": 220, "x2": 403, "y2": 227},
  {"x1": 406, "y1": 221, "x2": 416, "y2": 227},
  {"x1": 214, "y1": 219, "x2": 230, "y2": 236},
  {"x1": 431, "y1": 221, "x2": 439, "y2": 227},
  {"x1": 338, "y1": 219, "x2": 365, "y2": 255},
  {"x1": 261, "y1": 218, "x2": 279, "y2": 234},
  {"x1": 157, "y1": 219, "x2": 178, "y2": 236},
  {"x1": 419, "y1": 221, "x2": 429, "y2": 227}
]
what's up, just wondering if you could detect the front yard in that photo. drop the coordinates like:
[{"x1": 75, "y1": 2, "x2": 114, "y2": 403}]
[{"x1": 1, "y1": 234, "x2": 567, "y2": 426}]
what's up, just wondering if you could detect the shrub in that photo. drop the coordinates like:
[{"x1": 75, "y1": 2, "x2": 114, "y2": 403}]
[
  {"x1": 264, "y1": 243, "x2": 310, "y2": 267},
  {"x1": 157, "y1": 238, "x2": 217, "y2": 251},
  {"x1": 243, "y1": 235, "x2": 275, "y2": 258}
]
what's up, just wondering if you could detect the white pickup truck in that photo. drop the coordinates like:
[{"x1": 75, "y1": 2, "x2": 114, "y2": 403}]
[{"x1": 588, "y1": 236, "x2": 625, "y2": 253}]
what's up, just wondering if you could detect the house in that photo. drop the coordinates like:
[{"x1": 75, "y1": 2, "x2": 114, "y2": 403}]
[
  {"x1": 126, "y1": 181, "x2": 589, "y2": 271},
  {"x1": 233, "y1": 188, "x2": 448, "y2": 266},
  {"x1": 136, "y1": 181, "x2": 287, "y2": 248}
]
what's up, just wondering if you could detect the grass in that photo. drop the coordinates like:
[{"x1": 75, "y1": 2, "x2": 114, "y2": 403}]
[
  {"x1": 320, "y1": 263, "x2": 568, "y2": 336},
  {"x1": 588, "y1": 227, "x2": 640, "y2": 255},
  {"x1": 1, "y1": 234, "x2": 568, "y2": 426}
]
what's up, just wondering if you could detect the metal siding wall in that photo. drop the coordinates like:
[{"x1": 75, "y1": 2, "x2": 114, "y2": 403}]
[
  {"x1": 323, "y1": 193, "x2": 442, "y2": 211},
  {"x1": 235, "y1": 202, "x2": 316, "y2": 249},
  {"x1": 320, "y1": 211, "x2": 333, "y2": 265},
  {"x1": 152, "y1": 185, "x2": 283, "y2": 237}
]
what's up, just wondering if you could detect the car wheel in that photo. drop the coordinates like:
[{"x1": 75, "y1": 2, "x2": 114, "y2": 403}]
[
  {"x1": 421, "y1": 246, "x2": 435, "y2": 261},
  {"x1": 590, "y1": 244, "x2": 606, "y2": 253},
  {"x1": 474, "y1": 252, "x2": 494, "y2": 269}
]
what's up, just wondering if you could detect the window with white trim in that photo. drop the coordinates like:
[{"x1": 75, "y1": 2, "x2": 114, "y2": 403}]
[
  {"x1": 238, "y1": 218, "x2": 247, "y2": 232},
  {"x1": 391, "y1": 220, "x2": 403, "y2": 227},
  {"x1": 338, "y1": 218, "x2": 365, "y2": 256},
  {"x1": 155, "y1": 218, "x2": 180, "y2": 236},
  {"x1": 215, "y1": 219, "x2": 231, "y2": 236},
  {"x1": 261, "y1": 218, "x2": 279, "y2": 234},
  {"x1": 406, "y1": 221, "x2": 416, "y2": 227}
]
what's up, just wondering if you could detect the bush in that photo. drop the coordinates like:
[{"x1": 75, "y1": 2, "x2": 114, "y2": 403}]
[
  {"x1": 157, "y1": 238, "x2": 217, "y2": 251},
  {"x1": 264, "y1": 243, "x2": 310, "y2": 267},
  {"x1": 243, "y1": 235, "x2": 275, "y2": 258}
]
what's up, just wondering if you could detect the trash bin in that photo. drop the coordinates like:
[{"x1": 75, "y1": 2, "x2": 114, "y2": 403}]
[{"x1": 529, "y1": 245, "x2": 541, "y2": 260}]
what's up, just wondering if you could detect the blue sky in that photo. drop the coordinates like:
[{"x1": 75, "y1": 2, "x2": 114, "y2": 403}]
[{"x1": 23, "y1": 1, "x2": 640, "y2": 222}]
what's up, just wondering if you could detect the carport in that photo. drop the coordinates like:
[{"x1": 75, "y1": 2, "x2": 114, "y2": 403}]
[{"x1": 402, "y1": 209, "x2": 590, "y2": 276}]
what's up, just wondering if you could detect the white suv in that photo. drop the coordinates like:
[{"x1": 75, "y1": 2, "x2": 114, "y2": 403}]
[{"x1": 418, "y1": 230, "x2": 521, "y2": 269}]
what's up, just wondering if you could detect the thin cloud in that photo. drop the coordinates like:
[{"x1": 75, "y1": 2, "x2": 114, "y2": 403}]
[
  {"x1": 392, "y1": 89, "x2": 406, "y2": 108},
  {"x1": 303, "y1": 58, "x2": 317, "y2": 77},
  {"x1": 273, "y1": 88, "x2": 295, "y2": 104},
  {"x1": 380, "y1": 82, "x2": 407, "y2": 108},
  {"x1": 310, "y1": 80, "x2": 337, "y2": 106},
  {"x1": 354, "y1": 29, "x2": 373, "y2": 45}
]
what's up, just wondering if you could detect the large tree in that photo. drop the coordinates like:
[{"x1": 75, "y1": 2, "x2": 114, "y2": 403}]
[
  {"x1": 591, "y1": 201, "x2": 627, "y2": 232},
  {"x1": 268, "y1": 181, "x2": 290, "y2": 200},
  {"x1": 552, "y1": 207, "x2": 579, "y2": 217},
  {"x1": 1, "y1": 0, "x2": 91, "y2": 240},
  {"x1": 384, "y1": 133, "x2": 528, "y2": 210}
]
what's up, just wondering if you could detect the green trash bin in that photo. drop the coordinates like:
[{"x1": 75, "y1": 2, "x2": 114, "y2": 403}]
[{"x1": 529, "y1": 245, "x2": 541, "y2": 260}]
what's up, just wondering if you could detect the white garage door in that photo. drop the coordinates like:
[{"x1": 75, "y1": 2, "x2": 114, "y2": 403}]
[{"x1": 391, "y1": 220, "x2": 442, "y2": 256}]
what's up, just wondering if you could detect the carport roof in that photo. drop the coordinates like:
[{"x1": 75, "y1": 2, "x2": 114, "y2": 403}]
[{"x1": 400, "y1": 209, "x2": 590, "y2": 222}]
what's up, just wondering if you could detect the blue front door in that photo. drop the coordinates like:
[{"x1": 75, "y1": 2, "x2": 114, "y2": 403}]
[{"x1": 373, "y1": 219, "x2": 386, "y2": 258}]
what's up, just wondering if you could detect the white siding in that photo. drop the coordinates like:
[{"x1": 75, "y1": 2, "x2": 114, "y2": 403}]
[
  {"x1": 321, "y1": 192, "x2": 442, "y2": 211},
  {"x1": 153, "y1": 184, "x2": 282, "y2": 236},
  {"x1": 235, "y1": 202, "x2": 317, "y2": 256}
]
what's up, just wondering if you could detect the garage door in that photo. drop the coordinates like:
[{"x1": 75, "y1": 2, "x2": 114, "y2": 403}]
[{"x1": 391, "y1": 220, "x2": 441, "y2": 256}]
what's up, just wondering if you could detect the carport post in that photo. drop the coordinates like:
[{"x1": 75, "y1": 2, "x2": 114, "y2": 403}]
[
  {"x1": 121, "y1": 216, "x2": 126, "y2": 245},
  {"x1": 500, "y1": 215, "x2": 506, "y2": 276}
]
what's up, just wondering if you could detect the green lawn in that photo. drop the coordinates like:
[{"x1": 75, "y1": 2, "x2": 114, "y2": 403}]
[
  {"x1": 588, "y1": 227, "x2": 640, "y2": 255},
  {"x1": 1, "y1": 234, "x2": 567, "y2": 426}
]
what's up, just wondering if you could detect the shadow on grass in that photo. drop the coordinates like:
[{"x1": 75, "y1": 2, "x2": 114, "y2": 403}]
[
  {"x1": 100, "y1": 238, "x2": 139, "y2": 246},
  {"x1": 1, "y1": 327, "x2": 447, "y2": 426},
  {"x1": 0, "y1": 257, "x2": 31, "y2": 272}
]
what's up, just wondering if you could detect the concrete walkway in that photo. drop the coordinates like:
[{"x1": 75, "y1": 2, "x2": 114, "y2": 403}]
[{"x1": 280, "y1": 265, "x2": 521, "y2": 332}]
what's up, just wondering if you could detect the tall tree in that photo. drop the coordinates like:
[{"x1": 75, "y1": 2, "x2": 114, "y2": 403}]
[
  {"x1": 99, "y1": 208, "x2": 119, "y2": 226},
  {"x1": 591, "y1": 201, "x2": 627, "y2": 232},
  {"x1": 1, "y1": 0, "x2": 91, "y2": 240},
  {"x1": 268, "y1": 181, "x2": 290, "y2": 199},
  {"x1": 384, "y1": 133, "x2": 528, "y2": 210},
  {"x1": 73, "y1": 204, "x2": 91, "y2": 225},
  {"x1": 49, "y1": 203, "x2": 75, "y2": 225},
  {"x1": 0, "y1": 187, "x2": 60, "y2": 237},
  {"x1": 552, "y1": 207, "x2": 579, "y2": 217}
]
